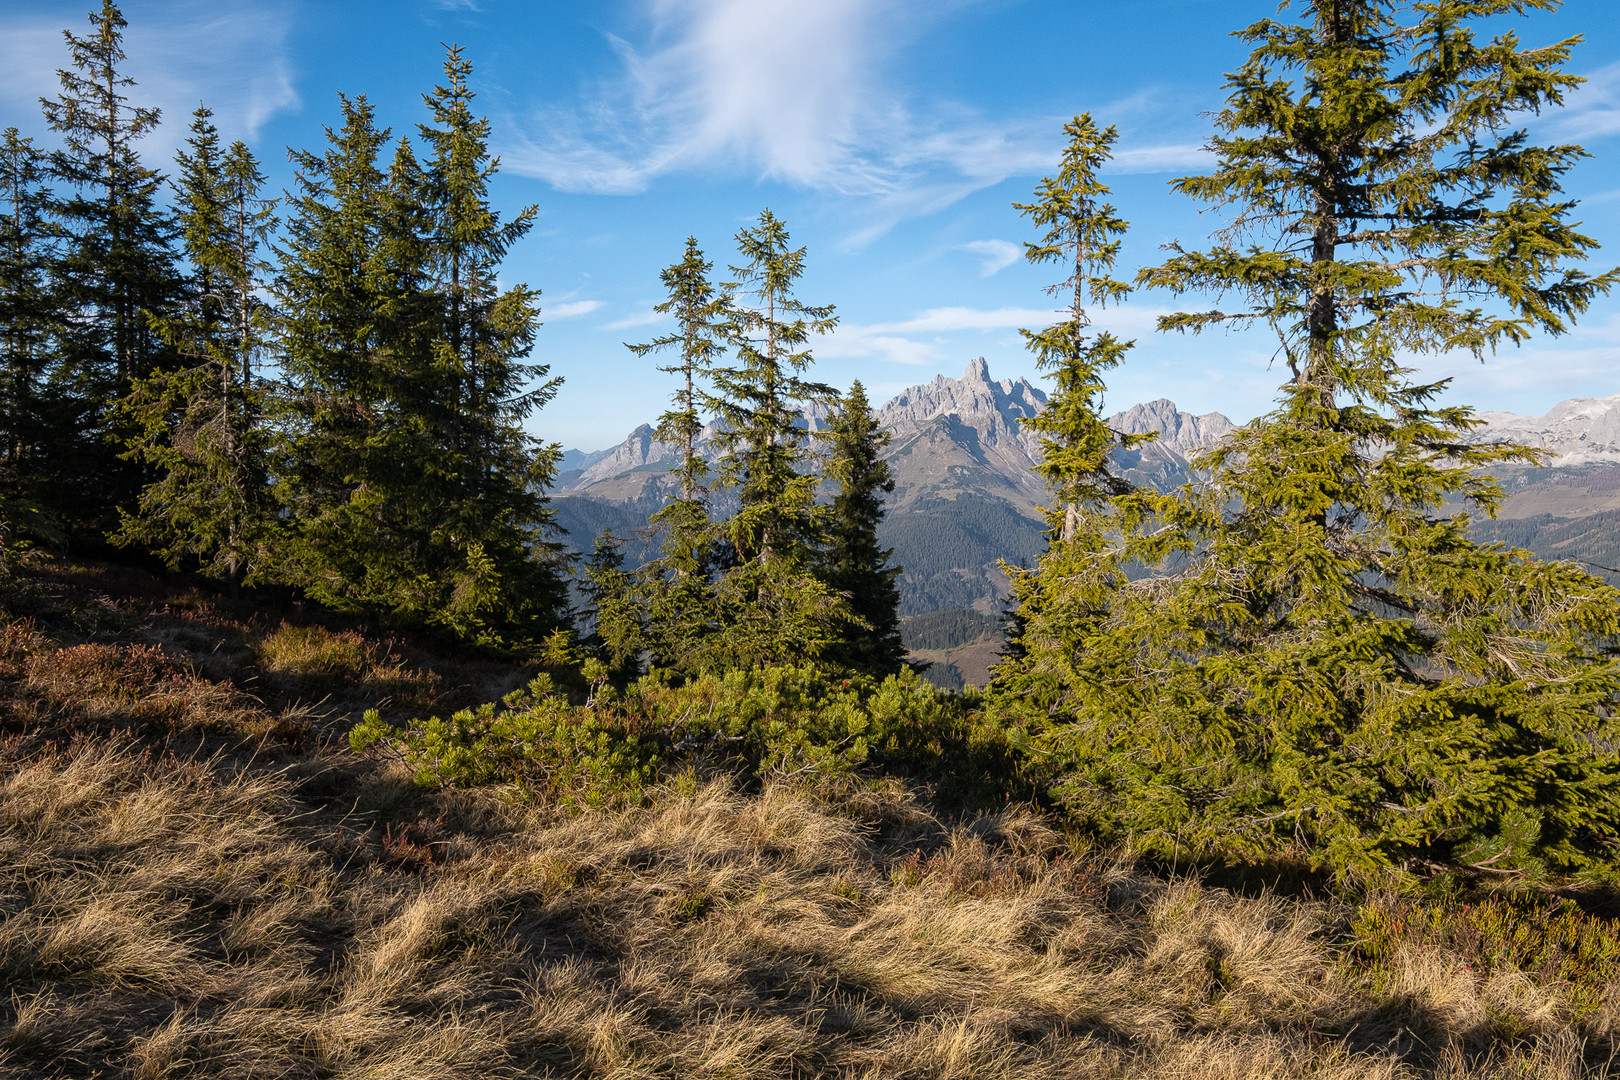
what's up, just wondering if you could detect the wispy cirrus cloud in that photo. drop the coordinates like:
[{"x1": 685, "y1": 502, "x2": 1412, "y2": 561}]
[
  {"x1": 547, "y1": 299, "x2": 605, "y2": 319},
  {"x1": 0, "y1": 1, "x2": 298, "y2": 153},
  {"x1": 1551, "y1": 61, "x2": 1620, "y2": 142},
  {"x1": 500, "y1": 0, "x2": 1211, "y2": 242},
  {"x1": 819, "y1": 302, "x2": 1174, "y2": 366},
  {"x1": 962, "y1": 239, "x2": 1022, "y2": 276}
]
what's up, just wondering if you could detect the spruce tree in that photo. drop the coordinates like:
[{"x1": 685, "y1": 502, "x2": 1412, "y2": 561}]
[
  {"x1": 820, "y1": 380, "x2": 905, "y2": 676},
  {"x1": 1017, "y1": 0, "x2": 1620, "y2": 879},
  {"x1": 0, "y1": 128, "x2": 61, "y2": 549},
  {"x1": 275, "y1": 52, "x2": 568, "y2": 646},
  {"x1": 992, "y1": 115, "x2": 1147, "y2": 688},
  {"x1": 627, "y1": 237, "x2": 731, "y2": 670},
  {"x1": 273, "y1": 94, "x2": 397, "y2": 606},
  {"x1": 709, "y1": 209, "x2": 837, "y2": 565},
  {"x1": 39, "y1": 0, "x2": 179, "y2": 536},
  {"x1": 409, "y1": 44, "x2": 569, "y2": 642},
  {"x1": 115, "y1": 108, "x2": 276, "y2": 588},
  {"x1": 697, "y1": 211, "x2": 850, "y2": 671}
]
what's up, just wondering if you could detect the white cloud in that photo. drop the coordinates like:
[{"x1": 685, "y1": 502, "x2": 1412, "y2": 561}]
[
  {"x1": 820, "y1": 302, "x2": 1178, "y2": 365},
  {"x1": 1108, "y1": 141, "x2": 1211, "y2": 173},
  {"x1": 962, "y1": 239, "x2": 1021, "y2": 276},
  {"x1": 548, "y1": 299, "x2": 605, "y2": 319},
  {"x1": 501, "y1": 0, "x2": 1073, "y2": 236},
  {"x1": 605, "y1": 308, "x2": 671, "y2": 331},
  {"x1": 0, "y1": 2, "x2": 299, "y2": 153},
  {"x1": 1552, "y1": 61, "x2": 1620, "y2": 142}
]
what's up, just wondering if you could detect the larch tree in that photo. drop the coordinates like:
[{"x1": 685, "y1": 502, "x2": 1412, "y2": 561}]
[
  {"x1": 116, "y1": 107, "x2": 276, "y2": 590},
  {"x1": 1022, "y1": 0, "x2": 1620, "y2": 880},
  {"x1": 39, "y1": 0, "x2": 179, "y2": 536},
  {"x1": 819, "y1": 380, "x2": 905, "y2": 677}
]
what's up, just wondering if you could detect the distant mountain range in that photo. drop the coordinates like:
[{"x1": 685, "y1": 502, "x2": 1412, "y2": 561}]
[{"x1": 553, "y1": 360, "x2": 1620, "y2": 688}]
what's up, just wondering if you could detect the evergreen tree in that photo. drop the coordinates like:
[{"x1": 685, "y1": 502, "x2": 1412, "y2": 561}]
[
  {"x1": 39, "y1": 0, "x2": 178, "y2": 535},
  {"x1": 273, "y1": 94, "x2": 397, "y2": 606},
  {"x1": 627, "y1": 237, "x2": 732, "y2": 670},
  {"x1": 116, "y1": 108, "x2": 276, "y2": 588},
  {"x1": 408, "y1": 44, "x2": 569, "y2": 642},
  {"x1": 709, "y1": 209, "x2": 837, "y2": 565},
  {"x1": 992, "y1": 115, "x2": 1147, "y2": 686},
  {"x1": 275, "y1": 52, "x2": 568, "y2": 645},
  {"x1": 819, "y1": 380, "x2": 905, "y2": 676},
  {"x1": 1015, "y1": 0, "x2": 1620, "y2": 880},
  {"x1": 695, "y1": 210, "x2": 851, "y2": 671},
  {"x1": 580, "y1": 530, "x2": 644, "y2": 682},
  {"x1": 0, "y1": 128, "x2": 61, "y2": 549}
]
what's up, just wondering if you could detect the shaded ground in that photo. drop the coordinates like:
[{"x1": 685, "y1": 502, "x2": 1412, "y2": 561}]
[{"x1": 1, "y1": 562, "x2": 1617, "y2": 1079}]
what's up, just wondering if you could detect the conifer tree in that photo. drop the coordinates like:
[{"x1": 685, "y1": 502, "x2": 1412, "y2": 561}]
[
  {"x1": 115, "y1": 108, "x2": 276, "y2": 589},
  {"x1": 627, "y1": 237, "x2": 731, "y2": 670},
  {"x1": 1018, "y1": 0, "x2": 1620, "y2": 879},
  {"x1": 580, "y1": 530, "x2": 644, "y2": 682},
  {"x1": 39, "y1": 0, "x2": 178, "y2": 534},
  {"x1": 275, "y1": 53, "x2": 568, "y2": 645},
  {"x1": 695, "y1": 211, "x2": 850, "y2": 670},
  {"x1": 819, "y1": 380, "x2": 905, "y2": 676},
  {"x1": 0, "y1": 128, "x2": 61, "y2": 545},
  {"x1": 992, "y1": 115, "x2": 1147, "y2": 686},
  {"x1": 408, "y1": 44, "x2": 569, "y2": 641},
  {"x1": 709, "y1": 209, "x2": 837, "y2": 565},
  {"x1": 273, "y1": 94, "x2": 397, "y2": 604}
]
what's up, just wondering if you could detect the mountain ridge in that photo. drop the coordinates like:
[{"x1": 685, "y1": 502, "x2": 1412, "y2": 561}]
[{"x1": 552, "y1": 359, "x2": 1619, "y2": 688}]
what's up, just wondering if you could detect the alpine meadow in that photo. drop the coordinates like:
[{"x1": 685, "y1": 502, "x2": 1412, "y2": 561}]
[{"x1": 5, "y1": 2, "x2": 1620, "y2": 1077}]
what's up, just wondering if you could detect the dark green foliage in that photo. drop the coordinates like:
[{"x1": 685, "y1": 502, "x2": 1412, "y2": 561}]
[
  {"x1": 709, "y1": 209, "x2": 836, "y2": 566},
  {"x1": 999, "y1": 0, "x2": 1620, "y2": 881},
  {"x1": 0, "y1": 128, "x2": 61, "y2": 557},
  {"x1": 274, "y1": 50, "x2": 568, "y2": 645},
  {"x1": 626, "y1": 238, "x2": 729, "y2": 670},
  {"x1": 820, "y1": 380, "x2": 904, "y2": 676},
  {"x1": 115, "y1": 108, "x2": 276, "y2": 588},
  {"x1": 883, "y1": 497, "x2": 1046, "y2": 616},
  {"x1": 39, "y1": 0, "x2": 180, "y2": 536},
  {"x1": 581, "y1": 531, "x2": 645, "y2": 681},
  {"x1": 901, "y1": 608, "x2": 1000, "y2": 653}
]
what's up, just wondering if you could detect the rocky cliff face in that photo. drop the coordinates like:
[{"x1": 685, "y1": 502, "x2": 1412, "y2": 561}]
[{"x1": 1475, "y1": 393, "x2": 1620, "y2": 467}]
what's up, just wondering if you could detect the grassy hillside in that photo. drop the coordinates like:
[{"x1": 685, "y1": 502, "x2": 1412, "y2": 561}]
[{"x1": 7, "y1": 562, "x2": 1618, "y2": 1079}]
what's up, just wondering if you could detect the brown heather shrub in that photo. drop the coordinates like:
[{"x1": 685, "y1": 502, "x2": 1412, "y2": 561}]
[{"x1": 1, "y1": 733, "x2": 1617, "y2": 1079}]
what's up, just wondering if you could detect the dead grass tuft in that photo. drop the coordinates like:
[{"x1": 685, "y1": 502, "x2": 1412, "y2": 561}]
[{"x1": 256, "y1": 622, "x2": 443, "y2": 709}]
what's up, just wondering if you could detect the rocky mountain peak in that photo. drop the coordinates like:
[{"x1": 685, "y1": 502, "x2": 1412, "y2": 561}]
[
  {"x1": 1108, "y1": 398, "x2": 1236, "y2": 458},
  {"x1": 1475, "y1": 391, "x2": 1620, "y2": 467},
  {"x1": 878, "y1": 356, "x2": 1047, "y2": 450}
]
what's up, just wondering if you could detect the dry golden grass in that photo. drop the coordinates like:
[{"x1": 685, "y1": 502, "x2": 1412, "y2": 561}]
[
  {"x1": 0, "y1": 562, "x2": 1617, "y2": 1078},
  {"x1": 1, "y1": 736, "x2": 1617, "y2": 1079}
]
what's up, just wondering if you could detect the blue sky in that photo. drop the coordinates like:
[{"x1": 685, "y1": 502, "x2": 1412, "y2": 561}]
[{"x1": 3, "y1": 0, "x2": 1619, "y2": 451}]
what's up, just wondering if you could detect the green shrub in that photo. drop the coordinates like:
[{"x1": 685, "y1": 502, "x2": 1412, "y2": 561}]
[
  {"x1": 1351, "y1": 893, "x2": 1620, "y2": 1019},
  {"x1": 350, "y1": 662, "x2": 1013, "y2": 806}
]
